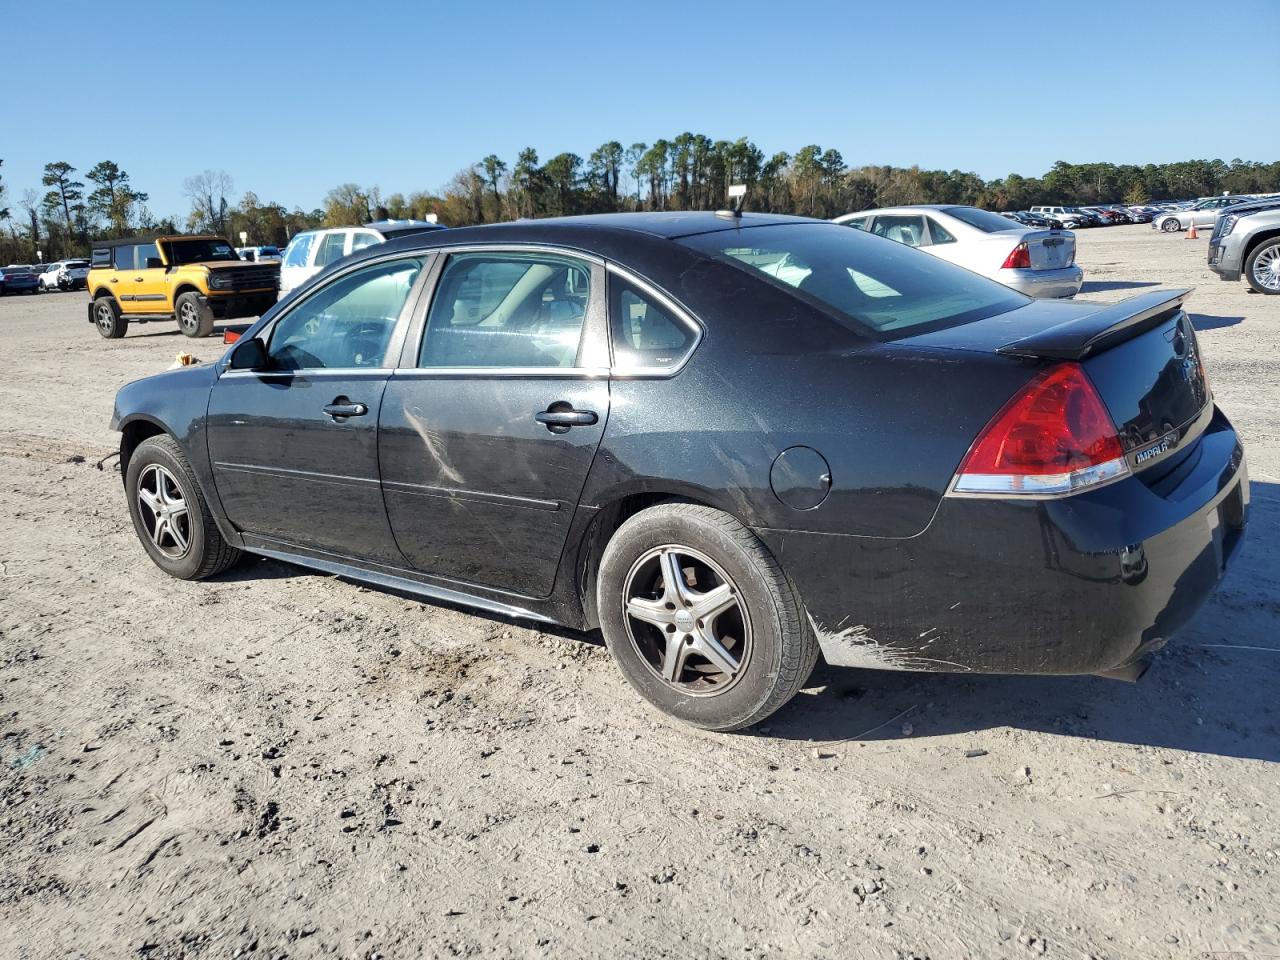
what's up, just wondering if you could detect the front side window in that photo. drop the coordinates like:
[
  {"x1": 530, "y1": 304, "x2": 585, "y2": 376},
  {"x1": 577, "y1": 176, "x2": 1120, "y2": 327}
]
[
  {"x1": 267, "y1": 257, "x2": 423, "y2": 370},
  {"x1": 871, "y1": 215, "x2": 926, "y2": 247},
  {"x1": 350, "y1": 231, "x2": 381, "y2": 252},
  {"x1": 136, "y1": 242, "x2": 161, "y2": 268},
  {"x1": 609, "y1": 278, "x2": 696, "y2": 370},
  {"x1": 419, "y1": 253, "x2": 590, "y2": 369},
  {"x1": 314, "y1": 232, "x2": 349, "y2": 268},
  {"x1": 680, "y1": 222, "x2": 1029, "y2": 338},
  {"x1": 282, "y1": 233, "x2": 315, "y2": 268}
]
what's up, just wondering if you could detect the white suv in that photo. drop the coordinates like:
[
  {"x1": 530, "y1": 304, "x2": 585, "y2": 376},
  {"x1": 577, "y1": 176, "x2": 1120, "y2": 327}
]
[
  {"x1": 38, "y1": 259, "x2": 91, "y2": 292},
  {"x1": 278, "y1": 219, "x2": 445, "y2": 298}
]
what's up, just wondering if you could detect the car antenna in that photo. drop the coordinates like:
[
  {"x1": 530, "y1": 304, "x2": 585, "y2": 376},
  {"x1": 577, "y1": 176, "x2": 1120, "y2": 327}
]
[{"x1": 716, "y1": 184, "x2": 748, "y2": 220}]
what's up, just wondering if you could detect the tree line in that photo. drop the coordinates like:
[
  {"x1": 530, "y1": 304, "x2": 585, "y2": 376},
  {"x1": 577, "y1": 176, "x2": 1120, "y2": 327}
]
[{"x1": 4, "y1": 145, "x2": 1279, "y2": 265}]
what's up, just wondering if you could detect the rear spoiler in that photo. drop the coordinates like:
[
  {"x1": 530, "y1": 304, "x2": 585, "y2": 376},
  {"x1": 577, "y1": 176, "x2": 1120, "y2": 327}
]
[{"x1": 997, "y1": 289, "x2": 1191, "y2": 361}]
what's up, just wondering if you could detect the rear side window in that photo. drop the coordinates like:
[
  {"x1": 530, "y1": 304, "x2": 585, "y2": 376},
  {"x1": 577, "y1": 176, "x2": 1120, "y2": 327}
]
[
  {"x1": 314, "y1": 232, "x2": 348, "y2": 268},
  {"x1": 609, "y1": 277, "x2": 697, "y2": 371},
  {"x1": 92, "y1": 248, "x2": 112, "y2": 268},
  {"x1": 282, "y1": 233, "x2": 315, "y2": 268},
  {"x1": 113, "y1": 246, "x2": 135, "y2": 270},
  {"x1": 419, "y1": 253, "x2": 590, "y2": 369},
  {"x1": 680, "y1": 222, "x2": 1029, "y2": 338}
]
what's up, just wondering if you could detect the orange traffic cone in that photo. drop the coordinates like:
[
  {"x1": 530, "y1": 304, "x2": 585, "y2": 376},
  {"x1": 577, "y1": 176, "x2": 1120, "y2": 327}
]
[{"x1": 1186, "y1": 219, "x2": 1199, "y2": 239}]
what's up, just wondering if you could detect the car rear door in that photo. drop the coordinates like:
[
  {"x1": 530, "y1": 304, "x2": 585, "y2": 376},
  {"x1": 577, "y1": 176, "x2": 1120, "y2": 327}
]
[
  {"x1": 378, "y1": 248, "x2": 610, "y2": 598},
  {"x1": 206, "y1": 254, "x2": 428, "y2": 564}
]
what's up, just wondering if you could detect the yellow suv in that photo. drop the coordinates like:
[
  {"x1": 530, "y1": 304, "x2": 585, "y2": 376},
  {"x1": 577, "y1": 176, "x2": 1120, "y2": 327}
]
[{"x1": 87, "y1": 235, "x2": 279, "y2": 339}]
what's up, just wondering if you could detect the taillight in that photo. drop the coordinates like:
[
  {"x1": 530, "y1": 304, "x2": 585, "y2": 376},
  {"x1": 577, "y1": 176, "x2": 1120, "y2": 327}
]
[
  {"x1": 1001, "y1": 243, "x2": 1031, "y2": 269},
  {"x1": 223, "y1": 329, "x2": 241, "y2": 344},
  {"x1": 951, "y1": 363, "x2": 1129, "y2": 497}
]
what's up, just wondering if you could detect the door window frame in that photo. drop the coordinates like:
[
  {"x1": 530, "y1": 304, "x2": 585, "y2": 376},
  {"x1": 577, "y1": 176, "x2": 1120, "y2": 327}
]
[
  {"x1": 604, "y1": 263, "x2": 703, "y2": 378},
  {"x1": 394, "y1": 244, "x2": 611, "y2": 378},
  {"x1": 219, "y1": 250, "x2": 435, "y2": 380}
]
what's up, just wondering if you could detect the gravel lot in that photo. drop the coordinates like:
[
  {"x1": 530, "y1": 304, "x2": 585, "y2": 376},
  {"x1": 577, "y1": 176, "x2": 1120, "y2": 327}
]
[{"x1": 2, "y1": 225, "x2": 1278, "y2": 960}]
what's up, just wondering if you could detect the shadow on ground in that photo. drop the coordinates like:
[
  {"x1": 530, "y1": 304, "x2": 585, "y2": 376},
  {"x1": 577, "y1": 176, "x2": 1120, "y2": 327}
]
[
  {"x1": 768, "y1": 481, "x2": 1279, "y2": 763},
  {"x1": 1190, "y1": 313, "x2": 1244, "y2": 331},
  {"x1": 1079, "y1": 280, "x2": 1161, "y2": 293}
]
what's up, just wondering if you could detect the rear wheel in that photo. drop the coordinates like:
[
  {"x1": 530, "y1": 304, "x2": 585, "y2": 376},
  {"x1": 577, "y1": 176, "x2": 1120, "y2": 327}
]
[
  {"x1": 176, "y1": 291, "x2": 215, "y2": 338},
  {"x1": 1162, "y1": 218, "x2": 1183, "y2": 233},
  {"x1": 597, "y1": 503, "x2": 819, "y2": 731},
  {"x1": 126, "y1": 435, "x2": 242, "y2": 580},
  {"x1": 93, "y1": 296, "x2": 127, "y2": 339},
  {"x1": 1245, "y1": 239, "x2": 1280, "y2": 295}
]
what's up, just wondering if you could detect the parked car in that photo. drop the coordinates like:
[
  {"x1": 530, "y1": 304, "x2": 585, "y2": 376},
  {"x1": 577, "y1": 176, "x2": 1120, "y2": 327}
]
[
  {"x1": 87, "y1": 235, "x2": 279, "y2": 339},
  {"x1": 0, "y1": 265, "x2": 40, "y2": 295},
  {"x1": 235, "y1": 245, "x2": 282, "y2": 262},
  {"x1": 1153, "y1": 197, "x2": 1249, "y2": 233},
  {"x1": 1003, "y1": 211, "x2": 1062, "y2": 229},
  {"x1": 1208, "y1": 197, "x2": 1280, "y2": 294},
  {"x1": 834, "y1": 204, "x2": 1082, "y2": 298},
  {"x1": 1028, "y1": 206, "x2": 1089, "y2": 229},
  {"x1": 107, "y1": 212, "x2": 1246, "y2": 730},
  {"x1": 39, "y1": 259, "x2": 91, "y2": 291},
  {"x1": 278, "y1": 219, "x2": 446, "y2": 298}
]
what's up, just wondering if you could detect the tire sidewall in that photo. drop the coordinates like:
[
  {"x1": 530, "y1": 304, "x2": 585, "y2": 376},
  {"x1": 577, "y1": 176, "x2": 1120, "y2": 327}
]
[
  {"x1": 598, "y1": 508, "x2": 788, "y2": 730},
  {"x1": 176, "y1": 292, "x2": 213, "y2": 338},
  {"x1": 125, "y1": 438, "x2": 209, "y2": 579},
  {"x1": 94, "y1": 297, "x2": 125, "y2": 339}
]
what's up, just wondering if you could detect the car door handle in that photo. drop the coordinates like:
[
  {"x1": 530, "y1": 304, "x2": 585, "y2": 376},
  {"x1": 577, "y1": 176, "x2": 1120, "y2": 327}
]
[
  {"x1": 323, "y1": 401, "x2": 368, "y2": 419},
  {"x1": 134, "y1": 277, "x2": 145, "y2": 282},
  {"x1": 535, "y1": 408, "x2": 598, "y2": 429}
]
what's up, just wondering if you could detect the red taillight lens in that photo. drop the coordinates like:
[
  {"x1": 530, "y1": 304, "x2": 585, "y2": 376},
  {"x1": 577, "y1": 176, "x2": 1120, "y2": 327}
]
[
  {"x1": 952, "y1": 363, "x2": 1129, "y2": 496},
  {"x1": 1001, "y1": 242, "x2": 1031, "y2": 269},
  {"x1": 223, "y1": 329, "x2": 241, "y2": 344}
]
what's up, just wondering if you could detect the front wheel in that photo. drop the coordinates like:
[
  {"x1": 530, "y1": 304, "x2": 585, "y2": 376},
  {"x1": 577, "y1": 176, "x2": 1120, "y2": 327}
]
[
  {"x1": 1162, "y1": 218, "x2": 1182, "y2": 233},
  {"x1": 126, "y1": 435, "x2": 242, "y2": 580},
  {"x1": 176, "y1": 291, "x2": 215, "y2": 338},
  {"x1": 93, "y1": 296, "x2": 127, "y2": 339},
  {"x1": 597, "y1": 503, "x2": 819, "y2": 731},
  {"x1": 1245, "y1": 239, "x2": 1280, "y2": 295}
]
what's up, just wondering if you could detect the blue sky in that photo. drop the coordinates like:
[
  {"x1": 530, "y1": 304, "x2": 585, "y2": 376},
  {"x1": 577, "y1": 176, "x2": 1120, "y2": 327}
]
[{"x1": 4, "y1": 0, "x2": 1278, "y2": 220}]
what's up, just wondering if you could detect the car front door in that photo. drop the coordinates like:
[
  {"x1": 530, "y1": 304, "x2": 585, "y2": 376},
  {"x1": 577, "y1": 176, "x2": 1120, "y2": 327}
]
[
  {"x1": 378, "y1": 249, "x2": 610, "y2": 598},
  {"x1": 206, "y1": 254, "x2": 428, "y2": 564},
  {"x1": 870, "y1": 215, "x2": 928, "y2": 249}
]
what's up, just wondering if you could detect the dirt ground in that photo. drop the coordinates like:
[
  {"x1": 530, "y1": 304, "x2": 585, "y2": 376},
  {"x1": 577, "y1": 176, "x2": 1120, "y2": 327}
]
[{"x1": 1, "y1": 226, "x2": 1277, "y2": 960}]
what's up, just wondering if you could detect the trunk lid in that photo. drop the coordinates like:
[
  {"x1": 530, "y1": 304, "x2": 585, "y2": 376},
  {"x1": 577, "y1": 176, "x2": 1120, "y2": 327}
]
[
  {"x1": 903, "y1": 289, "x2": 1212, "y2": 473},
  {"x1": 1016, "y1": 229, "x2": 1075, "y2": 271}
]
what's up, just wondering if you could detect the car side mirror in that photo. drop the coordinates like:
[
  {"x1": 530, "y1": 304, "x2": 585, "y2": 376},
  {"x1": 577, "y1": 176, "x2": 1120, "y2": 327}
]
[
  {"x1": 145, "y1": 257, "x2": 163, "y2": 269},
  {"x1": 229, "y1": 337, "x2": 268, "y2": 370}
]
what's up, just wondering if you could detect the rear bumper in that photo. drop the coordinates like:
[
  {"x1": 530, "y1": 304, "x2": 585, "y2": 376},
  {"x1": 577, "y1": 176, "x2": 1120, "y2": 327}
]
[
  {"x1": 760, "y1": 408, "x2": 1247, "y2": 676},
  {"x1": 999, "y1": 264, "x2": 1084, "y2": 299}
]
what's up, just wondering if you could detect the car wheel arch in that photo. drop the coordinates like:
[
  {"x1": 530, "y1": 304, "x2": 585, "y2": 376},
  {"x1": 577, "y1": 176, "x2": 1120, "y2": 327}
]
[
  {"x1": 572, "y1": 488, "x2": 760, "y2": 630},
  {"x1": 173, "y1": 283, "x2": 203, "y2": 304},
  {"x1": 1243, "y1": 227, "x2": 1280, "y2": 263},
  {"x1": 119, "y1": 417, "x2": 174, "y2": 482}
]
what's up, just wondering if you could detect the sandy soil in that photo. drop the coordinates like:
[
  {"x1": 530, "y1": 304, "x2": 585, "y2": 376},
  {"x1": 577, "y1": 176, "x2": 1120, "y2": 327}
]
[{"x1": 1, "y1": 226, "x2": 1277, "y2": 960}]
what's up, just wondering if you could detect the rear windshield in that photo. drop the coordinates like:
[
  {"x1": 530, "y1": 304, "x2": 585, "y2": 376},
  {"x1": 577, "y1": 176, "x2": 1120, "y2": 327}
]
[
  {"x1": 165, "y1": 238, "x2": 240, "y2": 264},
  {"x1": 679, "y1": 222, "x2": 1028, "y2": 337},
  {"x1": 66, "y1": 260, "x2": 89, "y2": 268},
  {"x1": 945, "y1": 206, "x2": 1023, "y2": 233}
]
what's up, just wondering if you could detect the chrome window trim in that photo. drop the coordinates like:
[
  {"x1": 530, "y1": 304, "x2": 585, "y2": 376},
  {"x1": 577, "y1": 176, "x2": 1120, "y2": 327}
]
[
  {"x1": 391, "y1": 365, "x2": 611, "y2": 380},
  {"x1": 219, "y1": 367, "x2": 395, "y2": 379},
  {"x1": 604, "y1": 263, "x2": 704, "y2": 379}
]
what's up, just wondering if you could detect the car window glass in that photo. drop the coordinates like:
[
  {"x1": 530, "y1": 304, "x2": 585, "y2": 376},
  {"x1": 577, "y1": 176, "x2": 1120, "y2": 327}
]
[
  {"x1": 137, "y1": 242, "x2": 160, "y2": 267},
  {"x1": 609, "y1": 279, "x2": 695, "y2": 370},
  {"x1": 842, "y1": 217, "x2": 869, "y2": 231},
  {"x1": 419, "y1": 253, "x2": 590, "y2": 369},
  {"x1": 870, "y1": 215, "x2": 926, "y2": 247},
  {"x1": 282, "y1": 233, "x2": 315, "y2": 268},
  {"x1": 350, "y1": 232, "x2": 381, "y2": 252},
  {"x1": 314, "y1": 232, "x2": 348, "y2": 268},
  {"x1": 113, "y1": 246, "x2": 135, "y2": 270},
  {"x1": 926, "y1": 218, "x2": 957, "y2": 244},
  {"x1": 267, "y1": 257, "x2": 423, "y2": 370}
]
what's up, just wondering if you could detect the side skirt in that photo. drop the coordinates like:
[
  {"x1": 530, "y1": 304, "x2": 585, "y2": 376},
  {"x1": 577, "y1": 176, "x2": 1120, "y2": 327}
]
[{"x1": 242, "y1": 538, "x2": 556, "y2": 625}]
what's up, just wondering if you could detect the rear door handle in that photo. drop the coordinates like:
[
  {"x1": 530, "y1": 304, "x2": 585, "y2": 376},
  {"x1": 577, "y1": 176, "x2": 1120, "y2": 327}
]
[
  {"x1": 535, "y1": 409, "x2": 598, "y2": 429},
  {"x1": 323, "y1": 402, "x2": 368, "y2": 419}
]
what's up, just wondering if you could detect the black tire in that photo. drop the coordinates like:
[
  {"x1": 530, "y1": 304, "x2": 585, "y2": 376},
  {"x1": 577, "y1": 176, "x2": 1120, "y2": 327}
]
[
  {"x1": 1244, "y1": 238, "x2": 1280, "y2": 295},
  {"x1": 175, "y1": 291, "x2": 215, "y2": 338},
  {"x1": 1162, "y1": 218, "x2": 1183, "y2": 233},
  {"x1": 93, "y1": 296, "x2": 127, "y2": 339},
  {"x1": 597, "y1": 503, "x2": 819, "y2": 732},
  {"x1": 126, "y1": 434, "x2": 242, "y2": 580}
]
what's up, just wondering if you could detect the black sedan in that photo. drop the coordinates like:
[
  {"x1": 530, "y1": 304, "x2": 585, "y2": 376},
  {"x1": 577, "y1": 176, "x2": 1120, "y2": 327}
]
[{"x1": 110, "y1": 213, "x2": 1248, "y2": 731}]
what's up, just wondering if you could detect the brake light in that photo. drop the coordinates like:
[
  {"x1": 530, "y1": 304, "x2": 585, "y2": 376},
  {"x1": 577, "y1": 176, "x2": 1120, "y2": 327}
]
[
  {"x1": 1001, "y1": 243, "x2": 1031, "y2": 269},
  {"x1": 951, "y1": 363, "x2": 1129, "y2": 497}
]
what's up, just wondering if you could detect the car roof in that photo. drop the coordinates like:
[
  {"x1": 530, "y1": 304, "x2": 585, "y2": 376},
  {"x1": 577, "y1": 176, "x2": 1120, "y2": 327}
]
[{"x1": 92, "y1": 234, "x2": 222, "y2": 251}]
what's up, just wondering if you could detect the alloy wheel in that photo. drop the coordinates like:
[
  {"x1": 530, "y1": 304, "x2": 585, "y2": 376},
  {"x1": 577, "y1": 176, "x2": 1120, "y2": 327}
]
[
  {"x1": 622, "y1": 544, "x2": 752, "y2": 696},
  {"x1": 96, "y1": 302, "x2": 115, "y2": 334},
  {"x1": 1162, "y1": 218, "x2": 1181, "y2": 232},
  {"x1": 178, "y1": 301, "x2": 198, "y2": 335},
  {"x1": 1252, "y1": 245, "x2": 1280, "y2": 292},
  {"x1": 136, "y1": 464, "x2": 191, "y2": 559}
]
